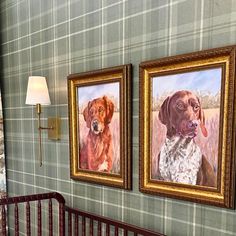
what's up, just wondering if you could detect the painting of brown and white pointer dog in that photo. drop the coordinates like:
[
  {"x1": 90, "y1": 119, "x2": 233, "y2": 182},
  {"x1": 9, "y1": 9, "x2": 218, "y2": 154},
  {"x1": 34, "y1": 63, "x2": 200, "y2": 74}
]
[{"x1": 155, "y1": 90, "x2": 217, "y2": 187}]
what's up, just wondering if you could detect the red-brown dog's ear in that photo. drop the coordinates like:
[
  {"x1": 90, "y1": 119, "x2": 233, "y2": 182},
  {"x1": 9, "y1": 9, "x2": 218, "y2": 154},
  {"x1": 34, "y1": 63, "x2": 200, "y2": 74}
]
[
  {"x1": 158, "y1": 96, "x2": 170, "y2": 126},
  {"x1": 83, "y1": 101, "x2": 91, "y2": 128},
  {"x1": 199, "y1": 108, "x2": 208, "y2": 137},
  {"x1": 103, "y1": 96, "x2": 114, "y2": 124}
]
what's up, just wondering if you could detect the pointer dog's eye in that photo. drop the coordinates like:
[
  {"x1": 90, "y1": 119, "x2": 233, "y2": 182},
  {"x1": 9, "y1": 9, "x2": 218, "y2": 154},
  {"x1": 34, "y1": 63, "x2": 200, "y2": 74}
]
[{"x1": 176, "y1": 102, "x2": 185, "y2": 111}]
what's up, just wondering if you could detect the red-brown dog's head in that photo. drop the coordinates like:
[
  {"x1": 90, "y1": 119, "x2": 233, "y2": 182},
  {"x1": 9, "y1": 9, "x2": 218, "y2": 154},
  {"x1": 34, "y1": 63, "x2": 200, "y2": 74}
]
[
  {"x1": 158, "y1": 90, "x2": 208, "y2": 138},
  {"x1": 83, "y1": 96, "x2": 114, "y2": 134}
]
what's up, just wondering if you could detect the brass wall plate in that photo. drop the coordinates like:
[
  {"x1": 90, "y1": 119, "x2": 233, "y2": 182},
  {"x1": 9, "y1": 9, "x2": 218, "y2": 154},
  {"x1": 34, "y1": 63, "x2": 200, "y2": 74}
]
[{"x1": 48, "y1": 117, "x2": 61, "y2": 140}]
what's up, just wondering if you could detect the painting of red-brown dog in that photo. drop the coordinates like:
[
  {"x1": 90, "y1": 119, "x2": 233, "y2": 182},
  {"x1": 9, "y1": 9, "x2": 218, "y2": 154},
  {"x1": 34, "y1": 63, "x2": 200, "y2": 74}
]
[
  {"x1": 78, "y1": 82, "x2": 120, "y2": 174},
  {"x1": 152, "y1": 68, "x2": 221, "y2": 187},
  {"x1": 68, "y1": 64, "x2": 132, "y2": 189}
]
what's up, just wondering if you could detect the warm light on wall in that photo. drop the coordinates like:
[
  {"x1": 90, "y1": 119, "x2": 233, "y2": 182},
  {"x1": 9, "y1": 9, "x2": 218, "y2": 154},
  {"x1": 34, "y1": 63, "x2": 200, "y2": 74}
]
[{"x1": 26, "y1": 76, "x2": 60, "y2": 166}]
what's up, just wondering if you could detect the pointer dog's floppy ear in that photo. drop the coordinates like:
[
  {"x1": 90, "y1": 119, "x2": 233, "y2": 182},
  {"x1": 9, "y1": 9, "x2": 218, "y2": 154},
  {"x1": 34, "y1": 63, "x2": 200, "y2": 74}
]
[
  {"x1": 197, "y1": 97, "x2": 208, "y2": 137},
  {"x1": 199, "y1": 106, "x2": 208, "y2": 137},
  {"x1": 158, "y1": 96, "x2": 174, "y2": 137},
  {"x1": 158, "y1": 96, "x2": 170, "y2": 125}
]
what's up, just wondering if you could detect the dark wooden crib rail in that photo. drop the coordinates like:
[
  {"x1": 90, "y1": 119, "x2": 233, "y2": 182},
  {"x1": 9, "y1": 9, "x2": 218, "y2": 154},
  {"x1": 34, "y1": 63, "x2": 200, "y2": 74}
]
[
  {"x1": 0, "y1": 192, "x2": 65, "y2": 236},
  {"x1": 0, "y1": 192, "x2": 165, "y2": 236},
  {"x1": 65, "y1": 205, "x2": 165, "y2": 236}
]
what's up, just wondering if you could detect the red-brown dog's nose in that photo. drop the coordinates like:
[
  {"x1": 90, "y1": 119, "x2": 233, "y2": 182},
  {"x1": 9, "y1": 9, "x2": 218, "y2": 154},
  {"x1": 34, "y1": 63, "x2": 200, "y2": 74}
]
[{"x1": 92, "y1": 120, "x2": 99, "y2": 131}]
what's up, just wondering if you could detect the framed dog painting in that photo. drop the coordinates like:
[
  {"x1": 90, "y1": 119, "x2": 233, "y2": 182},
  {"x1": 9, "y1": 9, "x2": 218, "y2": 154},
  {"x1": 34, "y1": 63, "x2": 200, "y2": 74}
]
[
  {"x1": 68, "y1": 64, "x2": 132, "y2": 189},
  {"x1": 139, "y1": 46, "x2": 236, "y2": 208}
]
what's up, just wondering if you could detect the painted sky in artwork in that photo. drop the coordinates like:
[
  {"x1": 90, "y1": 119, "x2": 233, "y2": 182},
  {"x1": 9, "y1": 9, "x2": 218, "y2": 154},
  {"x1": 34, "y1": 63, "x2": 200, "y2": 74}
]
[
  {"x1": 153, "y1": 67, "x2": 222, "y2": 98},
  {"x1": 78, "y1": 82, "x2": 120, "y2": 108}
]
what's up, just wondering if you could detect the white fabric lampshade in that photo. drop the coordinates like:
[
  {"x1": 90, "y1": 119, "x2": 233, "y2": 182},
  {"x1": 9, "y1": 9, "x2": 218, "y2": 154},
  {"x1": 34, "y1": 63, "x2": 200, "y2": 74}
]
[{"x1": 25, "y1": 76, "x2": 51, "y2": 105}]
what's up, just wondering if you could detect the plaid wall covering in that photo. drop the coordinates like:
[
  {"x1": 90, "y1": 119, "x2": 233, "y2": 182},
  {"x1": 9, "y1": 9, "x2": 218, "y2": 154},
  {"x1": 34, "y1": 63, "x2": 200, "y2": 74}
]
[{"x1": 1, "y1": 0, "x2": 236, "y2": 235}]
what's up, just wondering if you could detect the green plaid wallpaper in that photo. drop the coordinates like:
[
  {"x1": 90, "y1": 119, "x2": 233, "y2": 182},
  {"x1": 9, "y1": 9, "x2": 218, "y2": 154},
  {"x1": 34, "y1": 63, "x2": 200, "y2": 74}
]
[{"x1": 1, "y1": 0, "x2": 236, "y2": 235}]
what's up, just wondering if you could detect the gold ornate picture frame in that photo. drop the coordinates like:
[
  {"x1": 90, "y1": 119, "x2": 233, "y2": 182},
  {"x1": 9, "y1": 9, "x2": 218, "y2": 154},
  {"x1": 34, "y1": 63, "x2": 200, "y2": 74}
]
[
  {"x1": 68, "y1": 64, "x2": 132, "y2": 189},
  {"x1": 139, "y1": 46, "x2": 236, "y2": 208}
]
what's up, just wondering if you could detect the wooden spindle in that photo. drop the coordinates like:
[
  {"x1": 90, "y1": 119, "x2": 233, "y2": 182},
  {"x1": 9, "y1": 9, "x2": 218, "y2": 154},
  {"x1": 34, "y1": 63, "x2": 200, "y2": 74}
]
[
  {"x1": 97, "y1": 221, "x2": 102, "y2": 236},
  {"x1": 74, "y1": 214, "x2": 78, "y2": 236},
  {"x1": 59, "y1": 203, "x2": 65, "y2": 236},
  {"x1": 37, "y1": 200, "x2": 42, "y2": 236},
  {"x1": 90, "y1": 218, "x2": 93, "y2": 235},
  {"x1": 82, "y1": 216, "x2": 85, "y2": 236},
  {"x1": 15, "y1": 203, "x2": 19, "y2": 236},
  {"x1": 106, "y1": 223, "x2": 110, "y2": 236},
  {"x1": 49, "y1": 199, "x2": 53, "y2": 236},
  {"x1": 26, "y1": 202, "x2": 31, "y2": 236},
  {"x1": 124, "y1": 229, "x2": 128, "y2": 236},
  {"x1": 115, "y1": 226, "x2": 118, "y2": 236},
  {"x1": 68, "y1": 212, "x2": 72, "y2": 236},
  {"x1": 2, "y1": 205, "x2": 6, "y2": 236}
]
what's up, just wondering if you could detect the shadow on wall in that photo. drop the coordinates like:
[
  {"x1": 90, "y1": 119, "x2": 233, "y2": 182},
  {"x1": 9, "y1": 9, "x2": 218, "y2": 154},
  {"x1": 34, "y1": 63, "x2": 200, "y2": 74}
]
[
  {"x1": 0, "y1": 11, "x2": 3, "y2": 92},
  {"x1": 0, "y1": 10, "x2": 8, "y2": 235},
  {"x1": 0, "y1": 8, "x2": 6, "y2": 167}
]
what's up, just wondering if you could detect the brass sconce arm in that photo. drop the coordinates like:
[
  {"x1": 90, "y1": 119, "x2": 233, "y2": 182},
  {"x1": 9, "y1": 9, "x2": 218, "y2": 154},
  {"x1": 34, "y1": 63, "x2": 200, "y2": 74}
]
[
  {"x1": 36, "y1": 104, "x2": 53, "y2": 166},
  {"x1": 36, "y1": 104, "x2": 60, "y2": 166}
]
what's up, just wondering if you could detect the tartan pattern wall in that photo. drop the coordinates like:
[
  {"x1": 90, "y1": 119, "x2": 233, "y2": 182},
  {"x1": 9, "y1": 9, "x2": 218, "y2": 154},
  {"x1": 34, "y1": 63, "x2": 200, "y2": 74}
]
[{"x1": 1, "y1": 0, "x2": 236, "y2": 235}]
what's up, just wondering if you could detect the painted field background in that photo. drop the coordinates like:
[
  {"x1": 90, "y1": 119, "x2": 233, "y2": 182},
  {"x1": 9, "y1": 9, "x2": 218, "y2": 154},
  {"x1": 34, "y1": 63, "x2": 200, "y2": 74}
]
[
  {"x1": 78, "y1": 112, "x2": 120, "y2": 174},
  {"x1": 151, "y1": 108, "x2": 220, "y2": 179}
]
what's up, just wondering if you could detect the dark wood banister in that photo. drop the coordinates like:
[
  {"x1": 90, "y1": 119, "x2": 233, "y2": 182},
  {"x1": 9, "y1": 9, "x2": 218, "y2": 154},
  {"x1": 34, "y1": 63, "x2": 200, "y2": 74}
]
[
  {"x1": 0, "y1": 192, "x2": 65, "y2": 236},
  {"x1": 65, "y1": 205, "x2": 165, "y2": 236},
  {"x1": 0, "y1": 192, "x2": 65, "y2": 205},
  {"x1": 0, "y1": 192, "x2": 165, "y2": 236}
]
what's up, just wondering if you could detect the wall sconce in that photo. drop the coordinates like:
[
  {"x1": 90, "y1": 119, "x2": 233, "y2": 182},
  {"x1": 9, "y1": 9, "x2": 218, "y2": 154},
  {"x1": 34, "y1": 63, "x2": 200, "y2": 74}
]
[{"x1": 25, "y1": 76, "x2": 60, "y2": 166}]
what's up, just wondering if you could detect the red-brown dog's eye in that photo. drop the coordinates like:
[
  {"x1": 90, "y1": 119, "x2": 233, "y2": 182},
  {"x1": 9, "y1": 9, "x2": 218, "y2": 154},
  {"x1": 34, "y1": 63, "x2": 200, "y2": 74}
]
[
  {"x1": 193, "y1": 104, "x2": 199, "y2": 111},
  {"x1": 98, "y1": 106, "x2": 104, "y2": 113}
]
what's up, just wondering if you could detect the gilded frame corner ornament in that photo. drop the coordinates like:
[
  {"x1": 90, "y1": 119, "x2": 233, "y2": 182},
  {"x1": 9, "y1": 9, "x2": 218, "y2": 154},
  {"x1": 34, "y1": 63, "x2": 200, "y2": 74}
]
[
  {"x1": 68, "y1": 64, "x2": 132, "y2": 189},
  {"x1": 139, "y1": 46, "x2": 236, "y2": 208}
]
